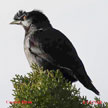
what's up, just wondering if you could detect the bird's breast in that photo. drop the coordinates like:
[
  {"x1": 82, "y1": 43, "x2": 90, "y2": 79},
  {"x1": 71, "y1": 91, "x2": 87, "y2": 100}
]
[
  {"x1": 24, "y1": 36, "x2": 34, "y2": 65},
  {"x1": 24, "y1": 36, "x2": 41, "y2": 66}
]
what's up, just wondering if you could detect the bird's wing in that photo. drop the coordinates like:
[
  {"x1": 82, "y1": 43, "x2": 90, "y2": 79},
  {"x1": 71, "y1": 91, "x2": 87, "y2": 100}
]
[
  {"x1": 29, "y1": 28, "x2": 99, "y2": 95},
  {"x1": 30, "y1": 28, "x2": 79, "y2": 68},
  {"x1": 30, "y1": 28, "x2": 91, "y2": 78}
]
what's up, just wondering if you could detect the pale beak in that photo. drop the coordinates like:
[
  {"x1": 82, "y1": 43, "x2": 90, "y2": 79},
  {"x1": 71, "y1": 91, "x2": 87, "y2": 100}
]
[{"x1": 10, "y1": 20, "x2": 21, "y2": 25}]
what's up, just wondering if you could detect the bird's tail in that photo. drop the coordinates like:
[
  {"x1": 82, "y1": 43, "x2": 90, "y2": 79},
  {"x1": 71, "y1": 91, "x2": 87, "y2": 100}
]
[
  {"x1": 75, "y1": 67, "x2": 100, "y2": 95},
  {"x1": 88, "y1": 83, "x2": 100, "y2": 95},
  {"x1": 77, "y1": 74, "x2": 100, "y2": 95}
]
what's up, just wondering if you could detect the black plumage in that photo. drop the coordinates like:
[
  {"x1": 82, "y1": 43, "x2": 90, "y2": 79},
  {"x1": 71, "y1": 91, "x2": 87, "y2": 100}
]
[{"x1": 10, "y1": 10, "x2": 100, "y2": 95}]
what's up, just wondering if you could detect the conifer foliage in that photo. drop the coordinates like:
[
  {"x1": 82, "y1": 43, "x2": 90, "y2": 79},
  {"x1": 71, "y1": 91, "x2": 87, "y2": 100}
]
[{"x1": 9, "y1": 64, "x2": 108, "y2": 108}]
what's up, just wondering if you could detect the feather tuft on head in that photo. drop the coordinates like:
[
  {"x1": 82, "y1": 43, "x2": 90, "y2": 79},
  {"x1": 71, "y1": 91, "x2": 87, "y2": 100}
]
[{"x1": 14, "y1": 10, "x2": 28, "y2": 20}]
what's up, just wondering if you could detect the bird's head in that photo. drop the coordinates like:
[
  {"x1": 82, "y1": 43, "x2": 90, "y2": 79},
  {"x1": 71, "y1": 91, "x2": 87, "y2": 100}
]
[{"x1": 10, "y1": 10, "x2": 51, "y2": 31}]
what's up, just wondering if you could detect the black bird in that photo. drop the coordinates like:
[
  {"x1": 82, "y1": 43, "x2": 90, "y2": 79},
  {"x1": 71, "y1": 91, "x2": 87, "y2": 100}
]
[{"x1": 10, "y1": 10, "x2": 99, "y2": 95}]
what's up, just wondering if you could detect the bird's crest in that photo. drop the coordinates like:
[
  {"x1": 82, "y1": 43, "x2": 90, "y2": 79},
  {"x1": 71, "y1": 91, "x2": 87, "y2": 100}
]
[{"x1": 14, "y1": 10, "x2": 28, "y2": 20}]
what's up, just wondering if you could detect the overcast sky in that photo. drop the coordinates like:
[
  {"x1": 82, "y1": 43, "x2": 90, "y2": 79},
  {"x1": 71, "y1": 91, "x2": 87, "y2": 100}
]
[{"x1": 0, "y1": 0, "x2": 108, "y2": 107}]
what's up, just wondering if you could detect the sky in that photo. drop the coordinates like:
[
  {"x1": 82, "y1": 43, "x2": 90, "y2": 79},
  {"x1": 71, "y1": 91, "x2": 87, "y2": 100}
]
[{"x1": 0, "y1": 0, "x2": 108, "y2": 107}]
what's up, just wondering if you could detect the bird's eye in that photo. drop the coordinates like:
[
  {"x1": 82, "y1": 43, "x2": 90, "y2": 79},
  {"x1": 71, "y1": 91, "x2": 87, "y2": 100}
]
[{"x1": 23, "y1": 16, "x2": 27, "y2": 20}]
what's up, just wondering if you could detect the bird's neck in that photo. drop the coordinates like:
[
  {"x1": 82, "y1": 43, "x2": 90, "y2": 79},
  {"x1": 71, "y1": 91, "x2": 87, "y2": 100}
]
[{"x1": 25, "y1": 22, "x2": 52, "y2": 36}]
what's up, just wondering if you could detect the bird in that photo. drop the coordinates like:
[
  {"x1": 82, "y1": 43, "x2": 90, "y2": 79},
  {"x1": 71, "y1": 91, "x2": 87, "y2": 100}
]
[{"x1": 10, "y1": 10, "x2": 99, "y2": 95}]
